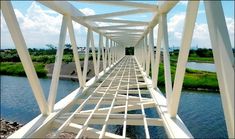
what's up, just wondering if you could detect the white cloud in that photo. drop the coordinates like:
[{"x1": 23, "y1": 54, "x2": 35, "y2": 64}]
[
  {"x1": 80, "y1": 8, "x2": 95, "y2": 16},
  {"x1": 164, "y1": 12, "x2": 234, "y2": 48},
  {"x1": 1, "y1": 2, "x2": 234, "y2": 49},
  {"x1": 1, "y1": 2, "x2": 96, "y2": 49}
]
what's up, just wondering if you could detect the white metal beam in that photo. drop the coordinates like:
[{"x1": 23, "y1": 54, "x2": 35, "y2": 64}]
[
  {"x1": 152, "y1": 24, "x2": 162, "y2": 88},
  {"x1": 38, "y1": 1, "x2": 119, "y2": 46},
  {"x1": 48, "y1": 16, "x2": 68, "y2": 113},
  {"x1": 67, "y1": 16, "x2": 85, "y2": 87},
  {"x1": 161, "y1": 14, "x2": 173, "y2": 111},
  {"x1": 169, "y1": 1, "x2": 199, "y2": 117},
  {"x1": 1, "y1": 1, "x2": 49, "y2": 115},
  {"x1": 78, "y1": 1, "x2": 158, "y2": 11},
  {"x1": 135, "y1": 57, "x2": 193, "y2": 138},
  {"x1": 97, "y1": 24, "x2": 146, "y2": 30},
  {"x1": 100, "y1": 28, "x2": 145, "y2": 32},
  {"x1": 204, "y1": 1, "x2": 234, "y2": 138},
  {"x1": 84, "y1": 9, "x2": 151, "y2": 20},
  {"x1": 134, "y1": 1, "x2": 179, "y2": 47},
  {"x1": 95, "y1": 18, "x2": 149, "y2": 25},
  {"x1": 90, "y1": 30, "x2": 98, "y2": 77}
]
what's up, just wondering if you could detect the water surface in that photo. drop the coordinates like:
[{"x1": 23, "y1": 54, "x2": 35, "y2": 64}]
[
  {"x1": 187, "y1": 62, "x2": 216, "y2": 72},
  {"x1": 0, "y1": 75, "x2": 227, "y2": 138}
]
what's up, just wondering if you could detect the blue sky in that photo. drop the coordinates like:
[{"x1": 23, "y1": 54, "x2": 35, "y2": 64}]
[{"x1": 1, "y1": 1, "x2": 234, "y2": 49}]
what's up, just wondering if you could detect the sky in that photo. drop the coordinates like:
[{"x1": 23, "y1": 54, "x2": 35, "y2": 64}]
[{"x1": 1, "y1": 1, "x2": 234, "y2": 49}]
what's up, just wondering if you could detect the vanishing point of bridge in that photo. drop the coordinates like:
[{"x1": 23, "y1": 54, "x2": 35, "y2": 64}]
[{"x1": 1, "y1": 1, "x2": 234, "y2": 138}]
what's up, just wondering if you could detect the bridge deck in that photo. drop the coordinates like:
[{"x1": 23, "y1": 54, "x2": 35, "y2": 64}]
[
  {"x1": 50, "y1": 56, "x2": 161, "y2": 138},
  {"x1": 2, "y1": 1, "x2": 233, "y2": 138}
]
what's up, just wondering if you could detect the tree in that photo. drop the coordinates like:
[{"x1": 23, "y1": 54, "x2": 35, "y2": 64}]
[
  {"x1": 65, "y1": 43, "x2": 72, "y2": 49},
  {"x1": 46, "y1": 44, "x2": 56, "y2": 50}
]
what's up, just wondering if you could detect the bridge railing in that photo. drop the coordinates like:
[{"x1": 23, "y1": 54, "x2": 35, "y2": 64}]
[
  {"x1": 1, "y1": 0, "x2": 234, "y2": 138},
  {"x1": 134, "y1": 1, "x2": 234, "y2": 138}
]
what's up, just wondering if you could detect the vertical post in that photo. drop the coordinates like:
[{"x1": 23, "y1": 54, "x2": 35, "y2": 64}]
[
  {"x1": 1, "y1": 1, "x2": 48, "y2": 115},
  {"x1": 149, "y1": 28, "x2": 156, "y2": 81},
  {"x1": 48, "y1": 15, "x2": 69, "y2": 113},
  {"x1": 67, "y1": 16, "x2": 85, "y2": 87},
  {"x1": 98, "y1": 34, "x2": 103, "y2": 74},
  {"x1": 145, "y1": 35, "x2": 150, "y2": 76},
  {"x1": 141, "y1": 39, "x2": 145, "y2": 68},
  {"x1": 153, "y1": 23, "x2": 163, "y2": 88},
  {"x1": 83, "y1": 28, "x2": 91, "y2": 83},
  {"x1": 108, "y1": 39, "x2": 111, "y2": 67},
  {"x1": 105, "y1": 37, "x2": 108, "y2": 69},
  {"x1": 142, "y1": 38, "x2": 147, "y2": 70},
  {"x1": 110, "y1": 40, "x2": 113, "y2": 65},
  {"x1": 169, "y1": 1, "x2": 199, "y2": 117},
  {"x1": 114, "y1": 42, "x2": 117, "y2": 63},
  {"x1": 204, "y1": 1, "x2": 234, "y2": 138},
  {"x1": 161, "y1": 14, "x2": 173, "y2": 110},
  {"x1": 90, "y1": 30, "x2": 98, "y2": 77}
]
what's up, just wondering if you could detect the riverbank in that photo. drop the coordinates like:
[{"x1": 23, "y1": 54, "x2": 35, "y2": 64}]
[
  {"x1": 0, "y1": 119, "x2": 23, "y2": 138},
  {"x1": 0, "y1": 118, "x2": 77, "y2": 138},
  {"x1": 0, "y1": 60, "x2": 219, "y2": 92}
]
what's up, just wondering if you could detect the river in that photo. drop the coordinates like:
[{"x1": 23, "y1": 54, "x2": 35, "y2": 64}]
[
  {"x1": 187, "y1": 62, "x2": 216, "y2": 72},
  {"x1": 0, "y1": 75, "x2": 227, "y2": 138}
]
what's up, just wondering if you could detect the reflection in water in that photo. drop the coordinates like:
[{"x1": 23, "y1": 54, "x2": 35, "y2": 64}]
[{"x1": 187, "y1": 62, "x2": 216, "y2": 72}]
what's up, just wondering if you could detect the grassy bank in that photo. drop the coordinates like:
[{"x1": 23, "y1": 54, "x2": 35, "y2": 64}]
[
  {"x1": 0, "y1": 62, "x2": 47, "y2": 77},
  {"x1": 0, "y1": 61, "x2": 219, "y2": 91},
  {"x1": 151, "y1": 63, "x2": 219, "y2": 91},
  {"x1": 170, "y1": 55, "x2": 214, "y2": 63}
]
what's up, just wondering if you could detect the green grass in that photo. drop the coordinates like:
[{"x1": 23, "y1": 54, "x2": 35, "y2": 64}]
[
  {"x1": 0, "y1": 62, "x2": 47, "y2": 77},
  {"x1": 150, "y1": 63, "x2": 219, "y2": 91},
  {"x1": 170, "y1": 55, "x2": 214, "y2": 63},
  {"x1": 30, "y1": 54, "x2": 92, "y2": 64}
]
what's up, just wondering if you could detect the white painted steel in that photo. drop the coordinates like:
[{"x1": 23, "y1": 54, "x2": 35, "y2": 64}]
[
  {"x1": 90, "y1": 30, "x2": 98, "y2": 77},
  {"x1": 169, "y1": 1, "x2": 199, "y2": 117},
  {"x1": 204, "y1": 1, "x2": 234, "y2": 138},
  {"x1": 84, "y1": 9, "x2": 151, "y2": 21},
  {"x1": 3, "y1": 1, "x2": 234, "y2": 138},
  {"x1": 149, "y1": 29, "x2": 156, "y2": 85},
  {"x1": 94, "y1": 18, "x2": 149, "y2": 25},
  {"x1": 97, "y1": 34, "x2": 102, "y2": 76},
  {"x1": 135, "y1": 57, "x2": 193, "y2": 138},
  {"x1": 48, "y1": 16, "x2": 69, "y2": 113},
  {"x1": 79, "y1": 1, "x2": 157, "y2": 11},
  {"x1": 83, "y1": 28, "x2": 91, "y2": 83},
  {"x1": 1, "y1": 1, "x2": 49, "y2": 115},
  {"x1": 67, "y1": 16, "x2": 85, "y2": 87},
  {"x1": 97, "y1": 24, "x2": 146, "y2": 30},
  {"x1": 145, "y1": 36, "x2": 150, "y2": 76},
  {"x1": 134, "y1": 1, "x2": 179, "y2": 47},
  {"x1": 161, "y1": 14, "x2": 173, "y2": 111},
  {"x1": 152, "y1": 23, "x2": 162, "y2": 88}
]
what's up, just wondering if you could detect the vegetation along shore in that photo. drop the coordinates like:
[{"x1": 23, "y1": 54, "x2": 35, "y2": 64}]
[{"x1": 0, "y1": 47, "x2": 226, "y2": 92}]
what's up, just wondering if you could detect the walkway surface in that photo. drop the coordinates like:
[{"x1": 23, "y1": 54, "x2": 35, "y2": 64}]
[{"x1": 51, "y1": 56, "x2": 163, "y2": 138}]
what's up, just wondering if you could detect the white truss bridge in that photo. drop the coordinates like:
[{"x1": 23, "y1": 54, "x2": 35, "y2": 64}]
[{"x1": 1, "y1": 1, "x2": 234, "y2": 138}]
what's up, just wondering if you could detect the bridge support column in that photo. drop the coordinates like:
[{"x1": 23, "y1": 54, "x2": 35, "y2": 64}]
[
  {"x1": 169, "y1": 1, "x2": 199, "y2": 117},
  {"x1": 149, "y1": 29, "x2": 156, "y2": 87},
  {"x1": 145, "y1": 35, "x2": 151, "y2": 76},
  {"x1": 204, "y1": 1, "x2": 234, "y2": 138},
  {"x1": 1, "y1": 1, "x2": 49, "y2": 115},
  {"x1": 48, "y1": 15, "x2": 69, "y2": 113},
  {"x1": 152, "y1": 23, "x2": 163, "y2": 88},
  {"x1": 67, "y1": 16, "x2": 85, "y2": 87},
  {"x1": 89, "y1": 30, "x2": 98, "y2": 77},
  {"x1": 161, "y1": 14, "x2": 173, "y2": 111}
]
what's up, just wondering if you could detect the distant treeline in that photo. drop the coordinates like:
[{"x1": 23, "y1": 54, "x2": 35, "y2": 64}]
[
  {"x1": 171, "y1": 48, "x2": 214, "y2": 57},
  {"x1": 0, "y1": 48, "x2": 94, "y2": 64}
]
